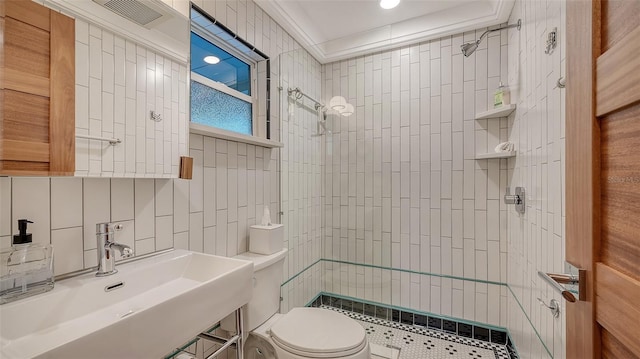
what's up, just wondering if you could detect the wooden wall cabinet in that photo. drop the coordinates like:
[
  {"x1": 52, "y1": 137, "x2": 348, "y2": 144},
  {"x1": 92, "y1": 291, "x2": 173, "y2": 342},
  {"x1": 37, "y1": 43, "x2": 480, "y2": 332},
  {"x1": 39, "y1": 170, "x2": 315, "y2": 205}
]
[{"x1": 0, "y1": 0, "x2": 75, "y2": 176}]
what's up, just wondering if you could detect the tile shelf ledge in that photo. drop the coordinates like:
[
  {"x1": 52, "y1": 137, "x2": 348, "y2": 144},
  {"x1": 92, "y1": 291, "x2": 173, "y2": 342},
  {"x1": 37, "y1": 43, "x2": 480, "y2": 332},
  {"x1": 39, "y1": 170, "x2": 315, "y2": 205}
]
[
  {"x1": 475, "y1": 104, "x2": 517, "y2": 120},
  {"x1": 475, "y1": 151, "x2": 516, "y2": 159},
  {"x1": 190, "y1": 123, "x2": 284, "y2": 148}
]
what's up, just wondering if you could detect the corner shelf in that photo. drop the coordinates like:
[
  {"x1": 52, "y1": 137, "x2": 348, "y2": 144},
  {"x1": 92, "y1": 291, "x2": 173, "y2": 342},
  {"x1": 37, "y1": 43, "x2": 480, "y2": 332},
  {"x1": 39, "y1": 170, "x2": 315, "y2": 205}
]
[
  {"x1": 475, "y1": 104, "x2": 516, "y2": 120},
  {"x1": 475, "y1": 151, "x2": 516, "y2": 159}
]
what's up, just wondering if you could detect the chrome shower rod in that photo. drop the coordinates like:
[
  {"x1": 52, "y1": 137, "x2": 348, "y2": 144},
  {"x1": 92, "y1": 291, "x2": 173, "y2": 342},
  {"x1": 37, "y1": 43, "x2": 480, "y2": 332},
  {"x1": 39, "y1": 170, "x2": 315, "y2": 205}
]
[{"x1": 288, "y1": 87, "x2": 325, "y2": 111}]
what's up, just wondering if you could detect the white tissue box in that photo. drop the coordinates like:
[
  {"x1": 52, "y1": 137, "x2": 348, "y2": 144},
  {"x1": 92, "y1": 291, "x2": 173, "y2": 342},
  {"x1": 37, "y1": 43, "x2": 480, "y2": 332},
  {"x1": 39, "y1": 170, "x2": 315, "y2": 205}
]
[{"x1": 249, "y1": 224, "x2": 284, "y2": 255}]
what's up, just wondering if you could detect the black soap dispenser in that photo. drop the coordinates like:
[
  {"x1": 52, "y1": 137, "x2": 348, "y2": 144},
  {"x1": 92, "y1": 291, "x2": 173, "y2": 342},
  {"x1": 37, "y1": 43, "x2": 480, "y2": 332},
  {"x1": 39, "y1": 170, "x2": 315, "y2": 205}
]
[
  {"x1": 0, "y1": 219, "x2": 55, "y2": 304},
  {"x1": 13, "y1": 219, "x2": 34, "y2": 245}
]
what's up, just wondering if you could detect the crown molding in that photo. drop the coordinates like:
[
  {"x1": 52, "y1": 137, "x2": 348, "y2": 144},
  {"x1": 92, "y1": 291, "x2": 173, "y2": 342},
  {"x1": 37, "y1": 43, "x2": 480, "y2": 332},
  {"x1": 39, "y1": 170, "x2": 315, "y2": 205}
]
[
  {"x1": 256, "y1": 0, "x2": 327, "y2": 62},
  {"x1": 257, "y1": 0, "x2": 515, "y2": 64}
]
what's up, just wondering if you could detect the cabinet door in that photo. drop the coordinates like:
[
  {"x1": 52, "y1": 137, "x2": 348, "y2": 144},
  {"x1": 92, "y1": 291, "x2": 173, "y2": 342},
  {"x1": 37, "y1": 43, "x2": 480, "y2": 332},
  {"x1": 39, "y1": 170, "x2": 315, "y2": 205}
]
[{"x1": 0, "y1": 0, "x2": 75, "y2": 176}]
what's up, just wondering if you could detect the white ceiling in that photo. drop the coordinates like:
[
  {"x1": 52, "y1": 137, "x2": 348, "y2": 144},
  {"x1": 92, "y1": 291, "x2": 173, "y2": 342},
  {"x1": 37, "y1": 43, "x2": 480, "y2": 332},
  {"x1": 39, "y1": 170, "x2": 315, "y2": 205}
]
[{"x1": 257, "y1": 0, "x2": 515, "y2": 63}]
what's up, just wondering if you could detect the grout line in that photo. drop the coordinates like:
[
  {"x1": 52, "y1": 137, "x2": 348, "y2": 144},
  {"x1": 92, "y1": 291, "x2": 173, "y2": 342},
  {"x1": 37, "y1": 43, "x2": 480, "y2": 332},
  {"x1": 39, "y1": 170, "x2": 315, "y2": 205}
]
[
  {"x1": 48, "y1": 178, "x2": 52, "y2": 246},
  {"x1": 82, "y1": 178, "x2": 86, "y2": 268},
  {"x1": 50, "y1": 225, "x2": 85, "y2": 231}
]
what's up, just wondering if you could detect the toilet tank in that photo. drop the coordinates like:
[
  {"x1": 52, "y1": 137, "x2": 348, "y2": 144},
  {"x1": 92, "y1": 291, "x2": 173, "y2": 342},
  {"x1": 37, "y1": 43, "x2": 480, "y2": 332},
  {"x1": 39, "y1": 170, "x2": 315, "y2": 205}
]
[{"x1": 222, "y1": 248, "x2": 288, "y2": 332}]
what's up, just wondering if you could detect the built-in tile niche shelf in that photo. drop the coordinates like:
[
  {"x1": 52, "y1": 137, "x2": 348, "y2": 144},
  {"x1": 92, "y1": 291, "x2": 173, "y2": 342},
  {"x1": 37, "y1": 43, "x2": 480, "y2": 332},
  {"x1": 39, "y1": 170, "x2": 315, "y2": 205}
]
[
  {"x1": 475, "y1": 151, "x2": 516, "y2": 159},
  {"x1": 475, "y1": 104, "x2": 517, "y2": 120}
]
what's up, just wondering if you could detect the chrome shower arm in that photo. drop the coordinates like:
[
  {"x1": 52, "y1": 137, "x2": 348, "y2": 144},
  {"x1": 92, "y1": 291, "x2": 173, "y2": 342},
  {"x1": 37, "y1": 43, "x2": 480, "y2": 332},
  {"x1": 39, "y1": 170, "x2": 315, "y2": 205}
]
[
  {"x1": 479, "y1": 19, "x2": 522, "y2": 43},
  {"x1": 461, "y1": 19, "x2": 521, "y2": 57},
  {"x1": 475, "y1": 29, "x2": 492, "y2": 46}
]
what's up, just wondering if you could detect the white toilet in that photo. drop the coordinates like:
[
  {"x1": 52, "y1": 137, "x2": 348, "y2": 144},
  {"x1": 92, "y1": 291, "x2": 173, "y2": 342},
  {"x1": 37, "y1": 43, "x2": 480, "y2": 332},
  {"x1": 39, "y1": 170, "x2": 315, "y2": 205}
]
[{"x1": 221, "y1": 249, "x2": 370, "y2": 359}]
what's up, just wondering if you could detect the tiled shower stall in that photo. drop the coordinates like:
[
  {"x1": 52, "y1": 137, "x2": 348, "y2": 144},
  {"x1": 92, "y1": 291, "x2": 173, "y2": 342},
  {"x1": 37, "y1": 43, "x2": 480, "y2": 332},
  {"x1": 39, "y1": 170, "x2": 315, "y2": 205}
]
[{"x1": 320, "y1": 24, "x2": 510, "y2": 327}]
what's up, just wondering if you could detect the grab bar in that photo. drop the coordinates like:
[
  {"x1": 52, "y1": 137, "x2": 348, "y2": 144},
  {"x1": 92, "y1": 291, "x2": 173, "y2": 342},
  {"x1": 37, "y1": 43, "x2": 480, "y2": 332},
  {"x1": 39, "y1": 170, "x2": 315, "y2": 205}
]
[{"x1": 538, "y1": 270, "x2": 586, "y2": 302}]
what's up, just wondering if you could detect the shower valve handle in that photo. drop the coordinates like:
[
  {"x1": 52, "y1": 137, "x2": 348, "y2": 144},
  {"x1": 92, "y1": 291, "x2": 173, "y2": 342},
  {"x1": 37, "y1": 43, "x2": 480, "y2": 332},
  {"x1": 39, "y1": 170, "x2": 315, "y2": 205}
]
[
  {"x1": 504, "y1": 187, "x2": 526, "y2": 214},
  {"x1": 504, "y1": 187, "x2": 520, "y2": 204}
]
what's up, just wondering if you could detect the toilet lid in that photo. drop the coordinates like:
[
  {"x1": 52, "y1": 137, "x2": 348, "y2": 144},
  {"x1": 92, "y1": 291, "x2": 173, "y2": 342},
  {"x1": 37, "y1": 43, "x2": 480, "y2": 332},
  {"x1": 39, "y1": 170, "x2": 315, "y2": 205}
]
[{"x1": 270, "y1": 308, "x2": 367, "y2": 358}]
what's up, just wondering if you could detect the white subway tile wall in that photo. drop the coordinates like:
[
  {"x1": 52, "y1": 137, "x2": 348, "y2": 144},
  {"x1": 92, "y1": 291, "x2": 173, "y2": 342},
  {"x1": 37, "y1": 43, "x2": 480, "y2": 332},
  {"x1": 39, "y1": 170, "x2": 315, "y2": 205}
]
[
  {"x1": 11, "y1": 178, "x2": 51, "y2": 246},
  {"x1": 507, "y1": 0, "x2": 566, "y2": 358},
  {"x1": 0, "y1": 143, "x2": 282, "y2": 275},
  {"x1": 321, "y1": 30, "x2": 510, "y2": 327},
  {"x1": 278, "y1": 47, "x2": 324, "y2": 310},
  {"x1": 0, "y1": 0, "x2": 322, "y2": 316},
  {"x1": 74, "y1": 20, "x2": 189, "y2": 178},
  {"x1": 0, "y1": 178, "x2": 10, "y2": 241}
]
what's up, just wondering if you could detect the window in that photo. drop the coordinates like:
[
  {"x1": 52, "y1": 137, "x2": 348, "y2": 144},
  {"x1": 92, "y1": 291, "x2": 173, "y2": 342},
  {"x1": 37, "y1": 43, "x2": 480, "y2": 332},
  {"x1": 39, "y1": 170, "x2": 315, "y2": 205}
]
[
  {"x1": 190, "y1": 7, "x2": 270, "y2": 138},
  {"x1": 191, "y1": 80, "x2": 253, "y2": 135},
  {"x1": 191, "y1": 33, "x2": 251, "y2": 95}
]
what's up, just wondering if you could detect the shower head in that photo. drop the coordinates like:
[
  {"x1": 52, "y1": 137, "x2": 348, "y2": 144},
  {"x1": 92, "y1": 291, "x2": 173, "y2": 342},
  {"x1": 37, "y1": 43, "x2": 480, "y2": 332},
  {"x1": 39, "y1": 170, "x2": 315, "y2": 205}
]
[
  {"x1": 461, "y1": 19, "x2": 522, "y2": 57},
  {"x1": 461, "y1": 41, "x2": 480, "y2": 57}
]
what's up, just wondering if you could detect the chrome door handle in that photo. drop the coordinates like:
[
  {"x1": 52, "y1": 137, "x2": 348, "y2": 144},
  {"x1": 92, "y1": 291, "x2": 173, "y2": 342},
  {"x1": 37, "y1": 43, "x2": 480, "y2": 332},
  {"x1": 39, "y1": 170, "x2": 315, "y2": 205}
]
[{"x1": 538, "y1": 270, "x2": 586, "y2": 302}]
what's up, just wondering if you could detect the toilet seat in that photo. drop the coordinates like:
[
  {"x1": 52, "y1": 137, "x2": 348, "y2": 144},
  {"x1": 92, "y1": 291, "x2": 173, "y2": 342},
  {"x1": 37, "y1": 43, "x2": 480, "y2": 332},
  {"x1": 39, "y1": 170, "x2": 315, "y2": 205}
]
[{"x1": 269, "y1": 308, "x2": 367, "y2": 358}]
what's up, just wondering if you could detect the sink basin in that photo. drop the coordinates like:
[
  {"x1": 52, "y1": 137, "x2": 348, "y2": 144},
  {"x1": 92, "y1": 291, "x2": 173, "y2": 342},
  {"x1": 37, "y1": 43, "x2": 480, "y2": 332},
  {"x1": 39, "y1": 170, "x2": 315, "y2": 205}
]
[{"x1": 0, "y1": 249, "x2": 253, "y2": 358}]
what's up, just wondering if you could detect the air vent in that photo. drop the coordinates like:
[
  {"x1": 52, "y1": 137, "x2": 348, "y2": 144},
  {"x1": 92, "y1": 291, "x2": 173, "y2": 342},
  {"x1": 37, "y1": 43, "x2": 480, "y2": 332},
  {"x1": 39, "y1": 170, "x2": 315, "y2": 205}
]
[{"x1": 93, "y1": 0, "x2": 171, "y2": 29}]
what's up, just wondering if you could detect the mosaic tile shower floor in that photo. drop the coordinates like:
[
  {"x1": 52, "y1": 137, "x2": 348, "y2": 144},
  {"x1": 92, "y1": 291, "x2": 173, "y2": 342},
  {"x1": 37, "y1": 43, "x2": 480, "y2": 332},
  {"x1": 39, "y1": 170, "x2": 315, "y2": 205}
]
[{"x1": 322, "y1": 306, "x2": 511, "y2": 359}]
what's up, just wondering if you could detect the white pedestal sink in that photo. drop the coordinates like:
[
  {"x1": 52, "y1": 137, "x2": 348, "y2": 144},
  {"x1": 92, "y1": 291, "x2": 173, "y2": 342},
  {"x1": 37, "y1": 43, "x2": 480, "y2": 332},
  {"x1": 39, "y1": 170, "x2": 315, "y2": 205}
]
[{"x1": 0, "y1": 249, "x2": 253, "y2": 358}]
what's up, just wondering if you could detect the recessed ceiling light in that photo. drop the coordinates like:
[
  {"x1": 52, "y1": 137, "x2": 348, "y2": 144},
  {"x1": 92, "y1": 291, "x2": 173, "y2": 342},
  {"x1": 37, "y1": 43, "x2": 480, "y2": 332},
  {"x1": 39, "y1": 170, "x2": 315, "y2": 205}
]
[
  {"x1": 380, "y1": 0, "x2": 400, "y2": 10},
  {"x1": 204, "y1": 55, "x2": 220, "y2": 64}
]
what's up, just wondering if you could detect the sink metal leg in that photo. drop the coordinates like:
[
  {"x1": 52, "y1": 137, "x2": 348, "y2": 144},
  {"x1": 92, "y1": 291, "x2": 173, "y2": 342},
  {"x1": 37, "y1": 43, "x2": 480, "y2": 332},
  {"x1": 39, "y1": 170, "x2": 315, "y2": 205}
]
[
  {"x1": 200, "y1": 307, "x2": 245, "y2": 359},
  {"x1": 204, "y1": 334, "x2": 240, "y2": 359},
  {"x1": 236, "y1": 307, "x2": 244, "y2": 359}
]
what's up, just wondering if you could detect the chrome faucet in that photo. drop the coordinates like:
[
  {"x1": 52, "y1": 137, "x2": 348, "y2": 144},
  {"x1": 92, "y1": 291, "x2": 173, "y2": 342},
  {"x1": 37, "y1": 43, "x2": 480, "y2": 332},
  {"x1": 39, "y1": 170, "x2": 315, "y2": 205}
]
[{"x1": 96, "y1": 222, "x2": 134, "y2": 276}]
